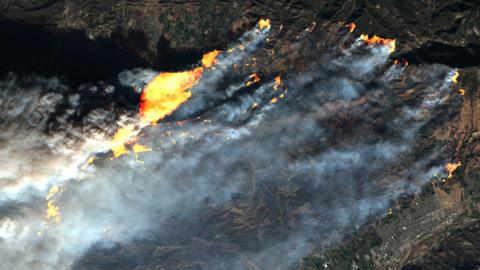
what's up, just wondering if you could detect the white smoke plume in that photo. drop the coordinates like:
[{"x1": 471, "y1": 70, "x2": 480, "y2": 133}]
[{"x1": 0, "y1": 22, "x2": 460, "y2": 270}]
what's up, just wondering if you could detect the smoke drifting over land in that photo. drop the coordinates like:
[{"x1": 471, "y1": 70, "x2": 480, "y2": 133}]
[{"x1": 0, "y1": 22, "x2": 460, "y2": 270}]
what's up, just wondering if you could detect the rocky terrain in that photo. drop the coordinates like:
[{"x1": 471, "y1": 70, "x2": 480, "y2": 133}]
[{"x1": 1, "y1": 1, "x2": 480, "y2": 269}]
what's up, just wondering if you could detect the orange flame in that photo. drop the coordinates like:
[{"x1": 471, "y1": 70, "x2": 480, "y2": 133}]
[
  {"x1": 451, "y1": 71, "x2": 459, "y2": 84},
  {"x1": 246, "y1": 73, "x2": 261, "y2": 86},
  {"x1": 140, "y1": 50, "x2": 220, "y2": 125},
  {"x1": 258, "y1": 18, "x2": 271, "y2": 30},
  {"x1": 393, "y1": 59, "x2": 409, "y2": 66},
  {"x1": 445, "y1": 161, "x2": 461, "y2": 178},
  {"x1": 106, "y1": 50, "x2": 220, "y2": 159},
  {"x1": 202, "y1": 50, "x2": 221, "y2": 68},
  {"x1": 139, "y1": 69, "x2": 202, "y2": 124},
  {"x1": 274, "y1": 76, "x2": 282, "y2": 91},
  {"x1": 109, "y1": 124, "x2": 137, "y2": 158},
  {"x1": 359, "y1": 34, "x2": 396, "y2": 53},
  {"x1": 459, "y1": 88, "x2": 465, "y2": 96},
  {"x1": 347, "y1": 23, "x2": 356, "y2": 33}
]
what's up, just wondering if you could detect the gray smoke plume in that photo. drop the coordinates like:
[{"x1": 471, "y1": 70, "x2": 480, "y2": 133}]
[{"x1": 0, "y1": 23, "x2": 459, "y2": 270}]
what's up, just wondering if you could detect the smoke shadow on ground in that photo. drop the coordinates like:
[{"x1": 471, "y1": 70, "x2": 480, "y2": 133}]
[
  {"x1": 401, "y1": 41, "x2": 480, "y2": 68},
  {"x1": 0, "y1": 20, "x2": 209, "y2": 84}
]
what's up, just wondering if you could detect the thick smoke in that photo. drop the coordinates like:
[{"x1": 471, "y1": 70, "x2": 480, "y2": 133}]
[
  {"x1": 0, "y1": 73, "x2": 141, "y2": 197},
  {"x1": 0, "y1": 23, "x2": 459, "y2": 270}
]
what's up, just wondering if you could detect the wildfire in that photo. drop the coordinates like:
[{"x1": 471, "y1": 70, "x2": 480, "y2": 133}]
[
  {"x1": 274, "y1": 76, "x2": 282, "y2": 91},
  {"x1": 101, "y1": 18, "x2": 268, "y2": 160},
  {"x1": 109, "y1": 124, "x2": 137, "y2": 158},
  {"x1": 459, "y1": 88, "x2": 465, "y2": 96},
  {"x1": 132, "y1": 143, "x2": 152, "y2": 154},
  {"x1": 139, "y1": 50, "x2": 220, "y2": 125},
  {"x1": 105, "y1": 50, "x2": 221, "y2": 159},
  {"x1": 393, "y1": 59, "x2": 409, "y2": 66},
  {"x1": 46, "y1": 185, "x2": 62, "y2": 224},
  {"x1": 445, "y1": 161, "x2": 461, "y2": 178},
  {"x1": 258, "y1": 18, "x2": 271, "y2": 30},
  {"x1": 201, "y1": 50, "x2": 221, "y2": 68},
  {"x1": 246, "y1": 73, "x2": 261, "y2": 86},
  {"x1": 132, "y1": 143, "x2": 152, "y2": 164},
  {"x1": 139, "y1": 69, "x2": 201, "y2": 124},
  {"x1": 347, "y1": 23, "x2": 356, "y2": 33},
  {"x1": 85, "y1": 156, "x2": 96, "y2": 165},
  {"x1": 81, "y1": 156, "x2": 96, "y2": 169},
  {"x1": 359, "y1": 34, "x2": 396, "y2": 53},
  {"x1": 451, "y1": 71, "x2": 459, "y2": 84}
]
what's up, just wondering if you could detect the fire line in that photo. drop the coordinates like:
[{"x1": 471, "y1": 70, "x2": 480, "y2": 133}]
[{"x1": 359, "y1": 34, "x2": 396, "y2": 53}]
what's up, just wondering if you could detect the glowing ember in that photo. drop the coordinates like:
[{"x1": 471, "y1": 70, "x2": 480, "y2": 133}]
[
  {"x1": 270, "y1": 97, "x2": 278, "y2": 104},
  {"x1": 306, "y1": 22, "x2": 316, "y2": 33},
  {"x1": 258, "y1": 18, "x2": 271, "y2": 30},
  {"x1": 445, "y1": 161, "x2": 461, "y2": 178},
  {"x1": 109, "y1": 125, "x2": 137, "y2": 158},
  {"x1": 46, "y1": 185, "x2": 60, "y2": 201},
  {"x1": 46, "y1": 185, "x2": 62, "y2": 224},
  {"x1": 176, "y1": 120, "x2": 187, "y2": 126},
  {"x1": 347, "y1": 23, "x2": 356, "y2": 33},
  {"x1": 46, "y1": 201, "x2": 60, "y2": 223},
  {"x1": 246, "y1": 73, "x2": 261, "y2": 86},
  {"x1": 359, "y1": 34, "x2": 396, "y2": 53},
  {"x1": 274, "y1": 76, "x2": 282, "y2": 91},
  {"x1": 393, "y1": 59, "x2": 409, "y2": 66},
  {"x1": 81, "y1": 156, "x2": 96, "y2": 169},
  {"x1": 451, "y1": 71, "x2": 459, "y2": 84},
  {"x1": 132, "y1": 143, "x2": 152, "y2": 164},
  {"x1": 459, "y1": 88, "x2": 466, "y2": 96},
  {"x1": 85, "y1": 156, "x2": 96, "y2": 165},
  {"x1": 201, "y1": 50, "x2": 221, "y2": 68},
  {"x1": 132, "y1": 143, "x2": 152, "y2": 154}
]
